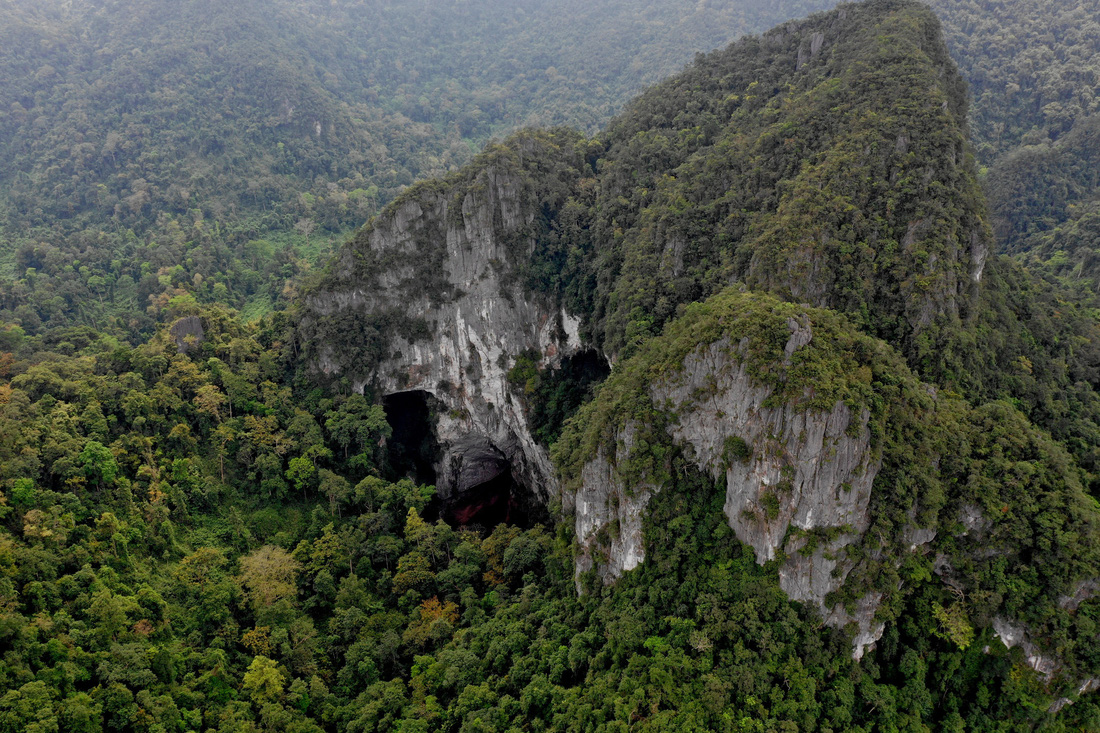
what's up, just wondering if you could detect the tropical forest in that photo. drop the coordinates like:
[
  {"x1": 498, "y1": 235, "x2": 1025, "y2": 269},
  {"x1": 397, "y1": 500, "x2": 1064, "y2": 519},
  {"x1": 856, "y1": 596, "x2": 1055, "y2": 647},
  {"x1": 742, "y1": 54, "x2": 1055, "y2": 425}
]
[{"x1": 2, "y1": 0, "x2": 1100, "y2": 731}]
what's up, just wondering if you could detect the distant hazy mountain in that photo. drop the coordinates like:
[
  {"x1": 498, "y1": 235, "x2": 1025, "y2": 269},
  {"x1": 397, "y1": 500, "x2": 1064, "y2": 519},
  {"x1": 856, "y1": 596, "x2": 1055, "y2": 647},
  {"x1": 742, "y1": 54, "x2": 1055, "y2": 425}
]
[{"x1": 0, "y1": 0, "x2": 837, "y2": 342}]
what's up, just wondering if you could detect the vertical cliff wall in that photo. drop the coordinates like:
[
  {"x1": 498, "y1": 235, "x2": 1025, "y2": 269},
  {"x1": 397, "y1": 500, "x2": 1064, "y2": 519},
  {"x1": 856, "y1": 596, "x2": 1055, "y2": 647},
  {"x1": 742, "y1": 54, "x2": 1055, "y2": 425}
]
[
  {"x1": 558, "y1": 291, "x2": 899, "y2": 657},
  {"x1": 299, "y1": 131, "x2": 589, "y2": 509}
]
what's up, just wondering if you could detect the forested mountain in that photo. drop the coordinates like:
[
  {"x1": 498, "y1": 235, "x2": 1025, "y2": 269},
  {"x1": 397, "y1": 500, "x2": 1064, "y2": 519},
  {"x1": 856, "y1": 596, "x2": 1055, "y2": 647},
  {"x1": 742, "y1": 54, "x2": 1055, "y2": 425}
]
[
  {"x1": 923, "y1": 0, "x2": 1100, "y2": 292},
  {"x1": 0, "y1": 0, "x2": 835, "y2": 346},
  {"x1": 3, "y1": 0, "x2": 1100, "y2": 731},
  {"x1": 291, "y1": 0, "x2": 1100, "y2": 725},
  {"x1": 926, "y1": 0, "x2": 1100, "y2": 162}
]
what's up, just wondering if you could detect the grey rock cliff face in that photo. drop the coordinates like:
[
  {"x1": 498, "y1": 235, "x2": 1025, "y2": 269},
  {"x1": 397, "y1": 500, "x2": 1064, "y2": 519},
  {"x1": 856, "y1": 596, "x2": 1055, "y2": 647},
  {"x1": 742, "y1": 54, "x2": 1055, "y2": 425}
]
[
  {"x1": 305, "y1": 167, "x2": 582, "y2": 507},
  {"x1": 573, "y1": 323, "x2": 886, "y2": 657},
  {"x1": 169, "y1": 316, "x2": 205, "y2": 354},
  {"x1": 570, "y1": 435, "x2": 655, "y2": 587},
  {"x1": 573, "y1": 422, "x2": 654, "y2": 584},
  {"x1": 993, "y1": 617, "x2": 1060, "y2": 679}
]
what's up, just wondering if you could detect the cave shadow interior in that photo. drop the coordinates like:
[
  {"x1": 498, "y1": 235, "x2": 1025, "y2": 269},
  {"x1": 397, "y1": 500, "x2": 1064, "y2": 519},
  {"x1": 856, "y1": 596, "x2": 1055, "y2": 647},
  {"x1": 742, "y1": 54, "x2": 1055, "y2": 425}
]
[
  {"x1": 383, "y1": 390, "x2": 438, "y2": 488},
  {"x1": 383, "y1": 390, "x2": 544, "y2": 530}
]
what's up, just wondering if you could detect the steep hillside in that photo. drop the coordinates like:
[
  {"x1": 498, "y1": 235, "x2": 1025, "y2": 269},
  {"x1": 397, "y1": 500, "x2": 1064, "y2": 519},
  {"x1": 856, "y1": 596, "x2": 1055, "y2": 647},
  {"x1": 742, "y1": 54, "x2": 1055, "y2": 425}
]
[
  {"x1": 568, "y1": 0, "x2": 986, "y2": 367},
  {"x1": 300, "y1": 129, "x2": 591, "y2": 515},
  {"x1": 300, "y1": 0, "x2": 1100, "y2": 703},
  {"x1": 301, "y1": 0, "x2": 985, "y2": 468},
  {"x1": 304, "y1": 0, "x2": 990, "y2": 370},
  {"x1": 556, "y1": 286, "x2": 1100, "y2": 676},
  {"x1": 307, "y1": 0, "x2": 1100, "y2": 492},
  {"x1": 0, "y1": 0, "x2": 836, "y2": 345}
]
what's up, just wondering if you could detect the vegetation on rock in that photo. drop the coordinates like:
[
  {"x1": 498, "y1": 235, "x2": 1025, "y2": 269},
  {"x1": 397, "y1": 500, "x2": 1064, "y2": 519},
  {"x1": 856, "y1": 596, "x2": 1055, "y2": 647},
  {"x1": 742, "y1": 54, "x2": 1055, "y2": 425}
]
[{"x1": 2, "y1": 0, "x2": 1100, "y2": 728}]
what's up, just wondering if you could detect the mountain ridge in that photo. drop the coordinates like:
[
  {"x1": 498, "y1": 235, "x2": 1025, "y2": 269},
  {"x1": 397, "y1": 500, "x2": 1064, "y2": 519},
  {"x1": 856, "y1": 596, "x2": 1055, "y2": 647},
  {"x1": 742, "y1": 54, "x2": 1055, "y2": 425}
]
[
  {"x1": 299, "y1": 0, "x2": 1100, "y2": 680},
  {"x1": 2, "y1": 0, "x2": 1100, "y2": 728}
]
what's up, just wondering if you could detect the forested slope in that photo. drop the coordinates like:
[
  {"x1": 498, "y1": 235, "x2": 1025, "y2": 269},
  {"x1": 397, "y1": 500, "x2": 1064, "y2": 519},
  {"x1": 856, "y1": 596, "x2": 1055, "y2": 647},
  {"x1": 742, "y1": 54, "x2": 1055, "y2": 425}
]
[
  {"x1": 925, "y1": 0, "x2": 1100, "y2": 162},
  {"x1": 2, "y1": 0, "x2": 1100, "y2": 730},
  {"x1": 306, "y1": 0, "x2": 1100, "y2": 489},
  {"x1": 923, "y1": 0, "x2": 1100, "y2": 296},
  {"x1": 0, "y1": 0, "x2": 835, "y2": 346}
]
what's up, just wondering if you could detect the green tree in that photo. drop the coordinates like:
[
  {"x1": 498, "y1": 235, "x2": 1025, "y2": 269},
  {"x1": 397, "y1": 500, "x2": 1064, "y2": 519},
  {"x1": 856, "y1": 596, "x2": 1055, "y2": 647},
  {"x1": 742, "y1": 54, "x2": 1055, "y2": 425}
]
[
  {"x1": 79, "y1": 440, "x2": 119, "y2": 489},
  {"x1": 243, "y1": 656, "x2": 286, "y2": 706},
  {"x1": 324, "y1": 394, "x2": 391, "y2": 461},
  {"x1": 0, "y1": 681, "x2": 58, "y2": 733}
]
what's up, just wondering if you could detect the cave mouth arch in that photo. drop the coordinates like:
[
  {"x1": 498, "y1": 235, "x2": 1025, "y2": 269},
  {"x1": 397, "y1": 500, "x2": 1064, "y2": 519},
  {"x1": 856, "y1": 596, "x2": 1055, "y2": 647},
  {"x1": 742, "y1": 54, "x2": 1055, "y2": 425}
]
[
  {"x1": 442, "y1": 445, "x2": 549, "y2": 531},
  {"x1": 383, "y1": 390, "x2": 547, "y2": 531},
  {"x1": 383, "y1": 390, "x2": 438, "y2": 487},
  {"x1": 445, "y1": 471, "x2": 536, "y2": 529}
]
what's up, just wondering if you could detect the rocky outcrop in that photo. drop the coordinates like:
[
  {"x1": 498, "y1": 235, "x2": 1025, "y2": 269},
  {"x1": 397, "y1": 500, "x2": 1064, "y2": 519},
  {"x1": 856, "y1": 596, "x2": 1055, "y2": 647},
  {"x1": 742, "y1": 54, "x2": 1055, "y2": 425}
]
[
  {"x1": 301, "y1": 133, "x2": 587, "y2": 508},
  {"x1": 573, "y1": 423, "x2": 654, "y2": 584},
  {"x1": 1059, "y1": 578, "x2": 1100, "y2": 613},
  {"x1": 987, "y1": 579, "x2": 1100, "y2": 711},
  {"x1": 570, "y1": 309, "x2": 890, "y2": 657},
  {"x1": 169, "y1": 316, "x2": 204, "y2": 354},
  {"x1": 993, "y1": 617, "x2": 1060, "y2": 680},
  {"x1": 1049, "y1": 679, "x2": 1100, "y2": 715},
  {"x1": 654, "y1": 337, "x2": 876, "y2": 565}
]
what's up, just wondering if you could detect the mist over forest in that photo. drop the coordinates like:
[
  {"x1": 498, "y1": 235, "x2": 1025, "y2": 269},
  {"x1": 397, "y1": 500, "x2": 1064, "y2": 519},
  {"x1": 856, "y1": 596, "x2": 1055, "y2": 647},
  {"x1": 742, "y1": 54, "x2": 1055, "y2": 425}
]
[{"x1": 2, "y1": 1, "x2": 1100, "y2": 731}]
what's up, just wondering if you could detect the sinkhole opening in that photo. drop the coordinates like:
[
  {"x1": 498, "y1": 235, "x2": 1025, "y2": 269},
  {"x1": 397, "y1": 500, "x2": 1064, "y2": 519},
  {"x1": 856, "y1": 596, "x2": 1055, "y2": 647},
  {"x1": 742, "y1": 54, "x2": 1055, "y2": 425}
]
[{"x1": 383, "y1": 390, "x2": 438, "y2": 487}]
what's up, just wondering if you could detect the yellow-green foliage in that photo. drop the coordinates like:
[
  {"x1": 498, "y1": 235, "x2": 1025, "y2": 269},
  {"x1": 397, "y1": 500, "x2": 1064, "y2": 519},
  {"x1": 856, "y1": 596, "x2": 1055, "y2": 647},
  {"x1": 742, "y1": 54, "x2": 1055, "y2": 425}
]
[
  {"x1": 553, "y1": 288, "x2": 898, "y2": 497},
  {"x1": 932, "y1": 601, "x2": 975, "y2": 650}
]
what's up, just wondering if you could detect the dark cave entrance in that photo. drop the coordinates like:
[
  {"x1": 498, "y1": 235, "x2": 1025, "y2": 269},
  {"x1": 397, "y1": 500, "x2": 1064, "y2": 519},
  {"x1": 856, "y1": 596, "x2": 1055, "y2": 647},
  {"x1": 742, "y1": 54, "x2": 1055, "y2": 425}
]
[
  {"x1": 529, "y1": 349, "x2": 611, "y2": 445},
  {"x1": 383, "y1": 390, "x2": 546, "y2": 531},
  {"x1": 565, "y1": 349, "x2": 613, "y2": 382},
  {"x1": 383, "y1": 390, "x2": 438, "y2": 487},
  {"x1": 442, "y1": 466, "x2": 548, "y2": 531}
]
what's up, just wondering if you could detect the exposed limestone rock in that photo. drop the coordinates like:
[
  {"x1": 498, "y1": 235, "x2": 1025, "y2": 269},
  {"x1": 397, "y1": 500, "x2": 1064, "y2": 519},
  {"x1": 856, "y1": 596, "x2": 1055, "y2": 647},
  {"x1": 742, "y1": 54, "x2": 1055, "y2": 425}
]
[
  {"x1": 169, "y1": 315, "x2": 204, "y2": 354},
  {"x1": 904, "y1": 525, "x2": 937, "y2": 551},
  {"x1": 932, "y1": 553, "x2": 953, "y2": 577},
  {"x1": 304, "y1": 161, "x2": 583, "y2": 508},
  {"x1": 784, "y1": 316, "x2": 813, "y2": 360},
  {"x1": 1059, "y1": 578, "x2": 1100, "y2": 612},
  {"x1": 572, "y1": 318, "x2": 888, "y2": 655},
  {"x1": 993, "y1": 616, "x2": 1059, "y2": 679},
  {"x1": 959, "y1": 503, "x2": 989, "y2": 536},
  {"x1": 573, "y1": 423, "x2": 654, "y2": 585},
  {"x1": 827, "y1": 592, "x2": 885, "y2": 661},
  {"x1": 970, "y1": 229, "x2": 988, "y2": 282},
  {"x1": 780, "y1": 535, "x2": 884, "y2": 659},
  {"x1": 653, "y1": 338, "x2": 877, "y2": 565},
  {"x1": 795, "y1": 30, "x2": 825, "y2": 70},
  {"x1": 994, "y1": 579, "x2": 1100, "y2": 712},
  {"x1": 995, "y1": 613, "x2": 1100, "y2": 714},
  {"x1": 1049, "y1": 679, "x2": 1100, "y2": 714},
  {"x1": 903, "y1": 508, "x2": 937, "y2": 550}
]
